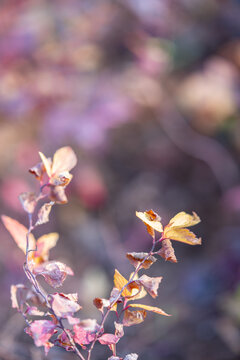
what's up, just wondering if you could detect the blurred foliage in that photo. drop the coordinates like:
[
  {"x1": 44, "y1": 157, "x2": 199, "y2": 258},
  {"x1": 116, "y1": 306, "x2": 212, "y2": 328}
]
[{"x1": 0, "y1": 0, "x2": 240, "y2": 359}]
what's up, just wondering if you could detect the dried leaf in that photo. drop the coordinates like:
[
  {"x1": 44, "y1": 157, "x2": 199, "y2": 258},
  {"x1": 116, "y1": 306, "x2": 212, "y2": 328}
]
[
  {"x1": 25, "y1": 320, "x2": 56, "y2": 347},
  {"x1": 25, "y1": 306, "x2": 45, "y2": 316},
  {"x1": 114, "y1": 322, "x2": 124, "y2": 338},
  {"x1": 128, "y1": 303, "x2": 170, "y2": 316},
  {"x1": 157, "y1": 239, "x2": 177, "y2": 263},
  {"x1": 35, "y1": 202, "x2": 54, "y2": 226},
  {"x1": 56, "y1": 331, "x2": 74, "y2": 352},
  {"x1": 136, "y1": 275, "x2": 162, "y2": 298},
  {"x1": 52, "y1": 146, "x2": 77, "y2": 175},
  {"x1": 50, "y1": 186, "x2": 68, "y2": 204},
  {"x1": 29, "y1": 162, "x2": 46, "y2": 180},
  {"x1": 164, "y1": 228, "x2": 201, "y2": 245},
  {"x1": 98, "y1": 333, "x2": 119, "y2": 345},
  {"x1": 19, "y1": 192, "x2": 37, "y2": 214},
  {"x1": 93, "y1": 297, "x2": 110, "y2": 312},
  {"x1": 33, "y1": 261, "x2": 73, "y2": 288},
  {"x1": 73, "y1": 325, "x2": 95, "y2": 346},
  {"x1": 168, "y1": 211, "x2": 200, "y2": 228},
  {"x1": 2, "y1": 215, "x2": 36, "y2": 254},
  {"x1": 126, "y1": 252, "x2": 157, "y2": 269},
  {"x1": 50, "y1": 293, "x2": 81, "y2": 318},
  {"x1": 124, "y1": 354, "x2": 138, "y2": 360},
  {"x1": 79, "y1": 319, "x2": 100, "y2": 332},
  {"x1": 136, "y1": 210, "x2": 163, "y2": 235},
  {"x1": 123, "y1": 309, "x2": 146, "y2": 327}
]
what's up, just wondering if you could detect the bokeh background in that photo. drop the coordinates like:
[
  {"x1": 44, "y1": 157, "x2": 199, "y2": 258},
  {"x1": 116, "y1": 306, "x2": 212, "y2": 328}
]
[{"x1": 0, "y1": 1, "x2": 240, "y2": 359}]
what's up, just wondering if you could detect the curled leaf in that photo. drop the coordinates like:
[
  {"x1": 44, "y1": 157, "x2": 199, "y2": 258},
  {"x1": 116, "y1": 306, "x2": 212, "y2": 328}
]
[
  {"x1": 56, "y1": 331, "x2": 74, "y2": 352},
  {"x1": 126, "y1": 252, "x2": 157, "y2": 269},
  {"x1": 114, "y1": 322, "x2": 124, "y2": 338},
  {"x1": 50, "y1": 293, "x2": 81, "y2": 318},
  {"x1": 50, "y1": 186, "x2": 68, "y2": 204},
  {"x1": 93, "y1": 297, "x2": 110, "y2": 313},
  {"x1": 157, "y1": 239, "x2": 177, "y2": 263},
  {"x1": 35, "y1": 202, "x2": 54, "y2": 226},
  {"x1": 19, "y1": 192, "x2": 37, "y2": 214},
  {"x1": 29, "y1": 162, "x2": 46, "y2": 180},
  {"x1": 33, "y1": 261, "x2": 73, "y2": 288},
  {"x1": 50, "y1": 171, "x2": 73, "y2": 187},
  {"x1": 34, "y1": 233, "x2": 59, "y2": 263},
  {"x1": 10, "y1": 284, "x2": 26, "y2": 310},
  {"x1": 128, "y1": 303, "x2": 170, "y2": 316},
  {"x1": 136, "y1": 275, "x2": 162, "y2": 298},
  {"x1": 123, "y1": 309, "x2": 146, "y2": 327},
  {"x1": 136, "y1": 210, "x2": 163, "y2": 236}
]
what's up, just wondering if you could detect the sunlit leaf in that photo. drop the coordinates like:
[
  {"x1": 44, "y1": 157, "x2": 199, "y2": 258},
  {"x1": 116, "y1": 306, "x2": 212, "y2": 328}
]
[
  {"x1": 114, "y1": 322, "x2": 124, "y2": 338},
  {"x1": 50, "y1": 293, "x2": 81, "y2": 318},
  {"x1": 38, "y1": 152, "x2": 52, "y2": 177},
  {"x1": 25, "y1": 320, "x2": 56, "y2": 347},
  {"x1": 29, "y1": 162, "x2": 46, "y2": 180},
  {"x1": 49, "y1": 186, "x2": 68, "y2": 204},
  {"x1": 114, "y1": 270, "x2": 131, "y2": 297},
  {"x1": 52, "y1": 146, "x2": 77, "y2": 175},
  {"x1": 123, "y1": 309, "x2": 146, "y2": 327},
  {"x1": 19, "y1": 192, "x2": 37, "y2": 214},
  {"x1": 126, "y1": 252, "x2": 157, "y2": 269},
  {"x1": 136, "y1": 275, "x2": 162, "y2": 298},
  {"x1": 50, "y1": 171, "x2": 73, "y2": 186},
  {"x1": 35, "y1": 233, "x2": 59, "y2": 262},
  {"x1": 1, "y1": 215, "x2": 36, "y2": 254},
  {"x1": 168, "y1": 211, "x2": 200, "y2": 228},
  {"x1": 128, "y1": 303, "x2": 170, "y2": 316},
  {"x1": 164, "y1": 228, "x2": 201, "y2": 245},
  {"x1": 10, "y1": 284, "x2": 26, "y2": 309},
  {"x1": 136, "y1": 210, "x2": 163, "y2": 235}
]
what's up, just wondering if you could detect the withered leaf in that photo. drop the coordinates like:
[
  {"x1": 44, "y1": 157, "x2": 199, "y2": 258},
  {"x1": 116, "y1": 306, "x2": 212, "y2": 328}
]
[
  {"x1": 128, "y1": 303, "x2": 170, "y2": 316},
  {"x1": 157, "y1": 239, "x2": 177, "y2": 263},
  {"x1": 50, "y1": 171, "x2": 73, "y2": 187},
  {"x1": 114, "y1": 322, "x2": 124, "y2": 338},
  {"x1": 93, "y1": 297, "x2": 110, "y2": 313},
  {"x1": 19, "y1": 192, "x2": 37, "y2": 214},
  {"x1": 114, "y1": 270, "x2": 131, "y2": 297},
  {"x1": 50, "y1": 293, "x2": 81, "y2": 318},
  {"x1": 50, "y1": 186, "x2": 68, "y2": 204},
  {"x1": 164, "y1": 228, "x2": 201, "y2": 245},
  {"x1": 2, "y1": 215, "x2": 36, "y2": 254},
  {"x1": 25, "y1": 306, "x2": 45, "y2": 316},
  {"x1": 10, "y1": 284, "x2": 26, "y2": 310},
  {"x1": 29, "y1": 162, "x2": 46, "y2": 180},
  {"x1": 56, "y1": 331, "x2": 74, "y2": 352},
  {"x1": 126, "y1": 252, "x2": 157, "y2": 269},
  {"x1": 123, "y1": 309, "x2": 146, "y2": 327},
  {"x1": 73, "y1": 325, "x2": 95, "y2": 346},
  {"x1": 25, "y1": 320, "x2": 56, "y2": 347},
  {"x1": 136, "y1": 275, "x2": 162, "y2": 298},
  {"x1": 34, "y1": 233, "x2": 59, "y2": 262},
  {"x1": 33, "y1": 261, "x2": 73, "y2": 288},
  {"x1": 35, "y1": 202, "x2": 54, "y2": 226}
]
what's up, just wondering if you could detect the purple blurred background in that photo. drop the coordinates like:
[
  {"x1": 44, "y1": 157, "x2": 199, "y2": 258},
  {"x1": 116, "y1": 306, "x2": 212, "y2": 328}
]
[{"x1": 0, "y1": 1, "x2": 240, "y2": 359}]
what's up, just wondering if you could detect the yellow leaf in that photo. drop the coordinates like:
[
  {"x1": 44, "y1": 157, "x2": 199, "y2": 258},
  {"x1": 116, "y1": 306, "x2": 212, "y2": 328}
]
[
  {"x1": 164, "y1": 228, "x2": 201, "y2": 245},
  {"x1": 136, "y1": 210, "x2": 163, "y2": 233},
  {"x1": 168, "y1": 211, "x2": 200, "y2": 229},
  {"x1": 114, "y1": 269, "x2": 131, "y2": 297},
  {"x1": 35, "y1": 233, "x2": 59, "y2": 261},
  {"x1": 38, "y1": 152, "x2": 52, "y2": 177},
  {"x1": 128, "y1": 303, "x2": 170, "y2": 316}
]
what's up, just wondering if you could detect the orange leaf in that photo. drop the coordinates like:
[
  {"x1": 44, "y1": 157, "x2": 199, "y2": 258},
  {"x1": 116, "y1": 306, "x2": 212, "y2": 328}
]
[
  {"x1": 136, "y1": 275, "x2": 162, "y2": 298},
  {"x1": 35, "y1": 233, "x2": 59, "y2": 261},
  {"x1": 164, "y1": 228, "x2": 201, "y2": 245},
  {"x1": 38, "y1": 152, "x2": 52, "y2": 177},
  {"x1": 126, "y1": 252, "x2": 157, "y2": 269},
  {"x1": 168, "y1": 211, "x2": 200, "y2": 229},
  {"x1": 114, "y1": 270, "x2": 131, "y2": 297},
  {"x1": 128, "y1": 303, "x2": 170, "y2": 316},
  {"x1": 136, "y1": 210, "x2": 163, "y2": 234},
  {"x1": 157, "y1": 239, "x2": 177, "y2": 263},
  {"x1": 123, "y1": 309, "x2": 146, "y2": 327}
]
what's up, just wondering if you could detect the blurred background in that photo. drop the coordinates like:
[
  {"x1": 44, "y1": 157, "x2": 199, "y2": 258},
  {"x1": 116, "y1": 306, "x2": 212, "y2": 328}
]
[{"x1": 0, "y1": 0, "x2": 240, "y2": 359}]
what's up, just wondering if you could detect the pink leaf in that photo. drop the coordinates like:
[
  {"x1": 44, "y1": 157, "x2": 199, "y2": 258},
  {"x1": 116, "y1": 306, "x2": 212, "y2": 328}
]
[
  {"x1": 25, "y1": 320, "x2": 56, "y2": 347},
  {"x1": 50, "y1": 293, "x2": 81, "y2": 318},
  {"x1": 98, "y1": 333, "x2": 119, "y2": 345},
  {"x1": 73, "y1": 325, "x2": 95, "y2": 346},
  {"x1": 33, "y1": 261, "x2": 73, "y2": 288}
]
